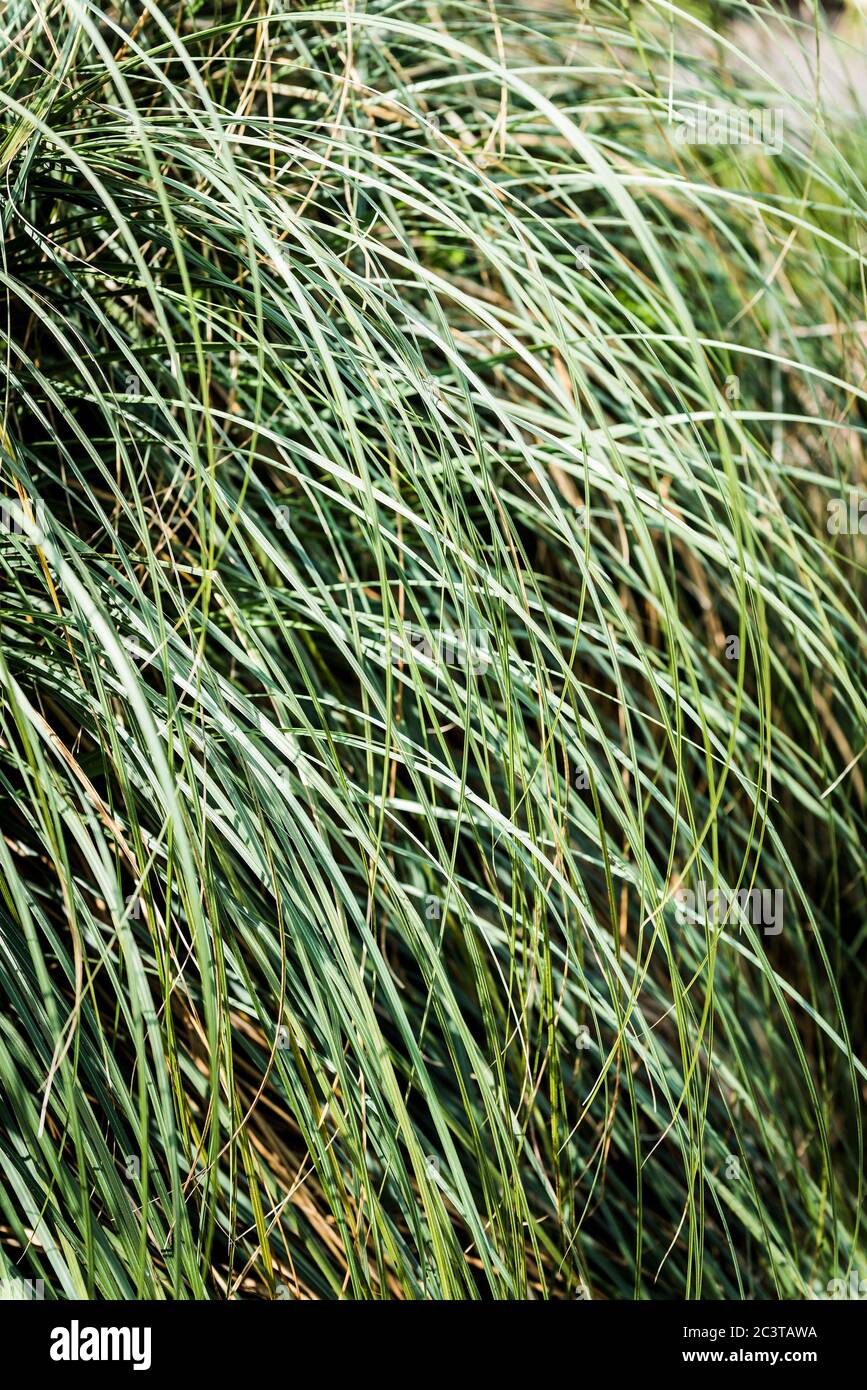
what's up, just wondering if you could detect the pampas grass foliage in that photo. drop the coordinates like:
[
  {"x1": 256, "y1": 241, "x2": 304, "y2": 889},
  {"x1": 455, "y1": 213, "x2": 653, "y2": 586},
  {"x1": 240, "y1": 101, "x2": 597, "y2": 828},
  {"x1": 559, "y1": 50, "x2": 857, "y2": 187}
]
[{"x1": 0, "y1": 0, "x2": 864, "y2": 1298}]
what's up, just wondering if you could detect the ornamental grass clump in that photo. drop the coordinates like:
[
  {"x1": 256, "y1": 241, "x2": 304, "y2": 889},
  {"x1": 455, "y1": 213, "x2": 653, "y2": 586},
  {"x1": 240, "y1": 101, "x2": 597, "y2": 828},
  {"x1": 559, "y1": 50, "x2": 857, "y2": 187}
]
[{"x1": 0, "y1": 0, "x2": 864, "y2": 1299}]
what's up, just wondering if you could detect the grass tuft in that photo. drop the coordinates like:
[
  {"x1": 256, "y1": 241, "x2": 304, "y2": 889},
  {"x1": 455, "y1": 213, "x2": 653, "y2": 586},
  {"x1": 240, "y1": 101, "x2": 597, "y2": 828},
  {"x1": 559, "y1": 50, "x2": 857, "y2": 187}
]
[{"x1": 0, "y1": 0, "x2": 864, "y2": 1299}]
